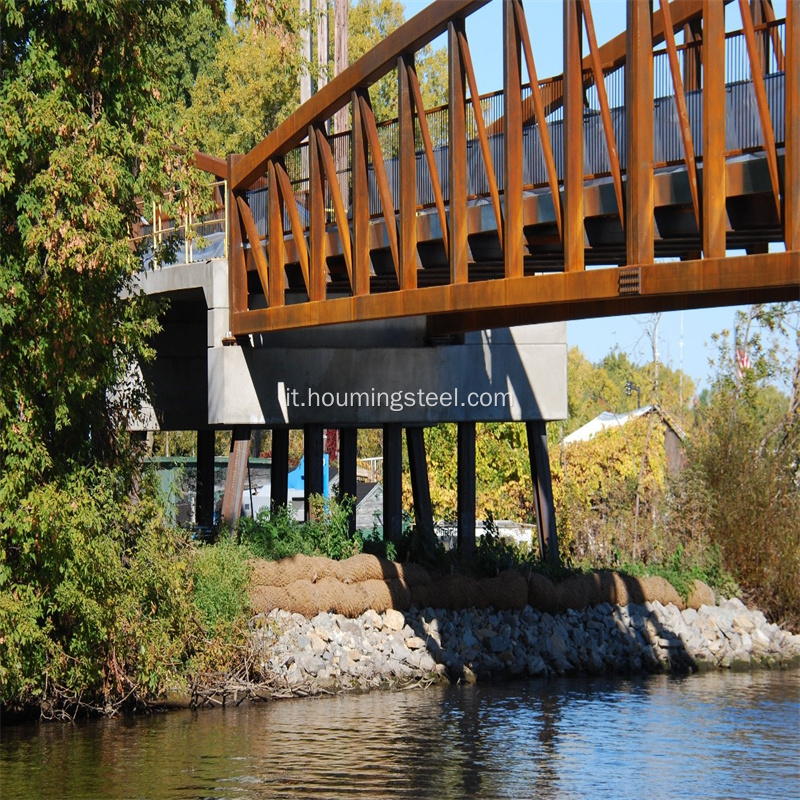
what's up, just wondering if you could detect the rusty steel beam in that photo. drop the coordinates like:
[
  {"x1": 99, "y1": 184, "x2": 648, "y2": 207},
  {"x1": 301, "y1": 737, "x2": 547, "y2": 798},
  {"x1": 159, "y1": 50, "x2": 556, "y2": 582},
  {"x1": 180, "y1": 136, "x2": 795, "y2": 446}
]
[
  {"x1": 785, "y1": 0, "x2": 799, "y2": 249},
  {"x1": 227, "y1": 155, "x2": 247, "y2": 318},
  {"x1": 233, "y1": 0, "x2": 490, "y2": 189},
  {"x1": 563, "y1": 0, "x2": 585, "y2": 271},
  {"x1": 448, "y1": 19, "x2": 468, "y2": 285},
  {"x1": 231, "y1": 251, "x2": 798, "y2": 335},
  {"x1": 504, "y1": 0, "x2": 523, "y2": 278},
  {"x1": 703, "y1": 0, "x2": 727, "y2": 259},
  {"x1": 398, "y1": 54, "x2": 418, "y2": 290},
  {"x1": 626, "y1": 0, "x2": 655, "y2": 266},
  {"x1": 194, "y1": 151, "x2": 228, "y2": 179}
]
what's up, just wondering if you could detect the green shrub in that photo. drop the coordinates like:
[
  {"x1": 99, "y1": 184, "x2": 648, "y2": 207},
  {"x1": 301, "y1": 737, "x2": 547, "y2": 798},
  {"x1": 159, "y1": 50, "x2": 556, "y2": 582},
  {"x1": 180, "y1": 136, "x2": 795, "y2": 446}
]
[
  {"x1": 189, "y1": 539, "x2": 251, "y2": 633},
  {"x1": 238, "y1": 494, "x2": 360, "y2": 561}
]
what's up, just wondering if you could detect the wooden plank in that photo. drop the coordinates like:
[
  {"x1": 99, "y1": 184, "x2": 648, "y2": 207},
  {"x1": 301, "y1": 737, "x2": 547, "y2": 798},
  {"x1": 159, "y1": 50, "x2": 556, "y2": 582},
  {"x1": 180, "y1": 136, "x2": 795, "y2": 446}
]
[
  {"x1": 582, "y1": 0, "x2": 625, "y2": 228},
  {"x1": 514, "y1": 0, "x2": 562, "y2": 240},
  {"x1": 449, "y1": 19, "x2": 468, "y2": 284},
  {"x1": 315, "y1": 127, "x2": 353, "y2": 287},
  {"x1": 504, "y1": 0, "x2": 524, "y2": 278},
  {"x1": 267, "y1": 160, "x2": 285, "y2": 308},
  {"x1": 308, "y1": 126, "x2": 326, "y2": 302},
  {"x1": 228, "y1": 155, "x2": 248, "y2": 316},
  {"x1": 358, "y1": 92, "x2": 400, "y2": 278},
  {"x1": 398, "y1": 54, "x2": 418, "y2": 290},
  {"x1": 275, "y1": 161, "x2": 311, "y2": 294},
  {"x1": 527, "y1": 420, "x2": 559, "y2": 565},
  {"x1": 351, "y1": 92, "x2": 371, "y2": 295},
  {"x1": 233, "y1": 0, "x2": 491, "y2": 188},
  {"x1": 738, "y1": 0, "x2": 781, "y2": 219},
  {"x1": 702, "y1": 0, "x2": 727, "y2": 258},
  {"x1": 787, "y1": 0, "x2": 800, "y2": 249},
  {"x1": 563, "y1": 0, "x2": 585, "y2": 271},
  {"x1": 457, "y1": 421, "x2": 476, "y2": 565},
  {"x1": 661, "y1": 0, "x2": 701, "y2": 230},
  {"x1": 407, "y1": 62, "x2": 449, "y2": 259},
  {"x1": 458, "y1": 29, "x2": 504, "y2": 242},
  {"x1": 235, "y1": 195, "x2": 269, "y2": 300},
  {"x1": 626, "y1": 0, "x2": 655, "y2": 266}
]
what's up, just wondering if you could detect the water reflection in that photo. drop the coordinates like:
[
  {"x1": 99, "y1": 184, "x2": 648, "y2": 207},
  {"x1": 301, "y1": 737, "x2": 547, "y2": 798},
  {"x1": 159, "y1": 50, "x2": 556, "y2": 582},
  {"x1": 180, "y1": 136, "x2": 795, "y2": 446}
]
[{"x1": 2, "y1": 671, "x2": 798, "y2": 799}]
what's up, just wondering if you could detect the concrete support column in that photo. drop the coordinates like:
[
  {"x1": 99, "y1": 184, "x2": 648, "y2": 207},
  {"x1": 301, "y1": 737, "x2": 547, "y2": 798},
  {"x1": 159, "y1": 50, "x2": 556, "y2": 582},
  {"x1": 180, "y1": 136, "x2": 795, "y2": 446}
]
[
  {"x1": 338, "y1": 427, "x2": 358, "y2": 535},
  {"x1": 195, "y1": 429, "x2": 215, "y2": 527},
  {"x1": 271, "y1": 427, "x2": 290, "y2": 513},
  {"x1": 406, "y1": 427, "x2": 434, "y2": 539},
  {"x1": 383, "y1": 423, "x2": 403, "y2": 543},
  {"x1": 457, "y1": 421, "x2": 476, "y2": 564},
  {"x1": 526, "y1": 420, "x2": 559, "y2": 565},
  {"x1": 304, "y1": 424, "x2": 324, "y2": 520},
  {"x1": 221, "y1": 426, "x2": 251, "y2": 528}
]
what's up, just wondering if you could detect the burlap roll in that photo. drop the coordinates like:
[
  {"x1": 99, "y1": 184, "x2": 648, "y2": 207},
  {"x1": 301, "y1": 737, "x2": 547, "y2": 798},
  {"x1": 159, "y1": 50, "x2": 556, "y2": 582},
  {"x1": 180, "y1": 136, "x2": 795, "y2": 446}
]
[
  {"x1": 283, "y1": 579, "x2": 322, "y2": 617},
  {"x1": 527, "y1": 573, "x2": 561, "y2": 614},
  {"x1": 361, "y1": 578, "x2": 411, "y2": 613},
  {"x1": 476, "y1": 570, "x2": 528, "y2": 610},
  {"x1": 250, "y1": 585, "x2": 290, "y2": 615},
  {"x1": 556, "y1": 574, "x2": 594, "y2": 611},
  {"x1": 639, "y1": 575, "x2": 685, "y2": 609},
  {"x1": 686, "y1": 579, "x2": 715, "y2": 610},
  {"x1": 250, "y1": 554, "x2": 340, "y2": 587},
  {"x1": 335, "y1": 553, "x2": 394, "y2": 584},
  {"x1": 395, "y1": 562, "x2": 432, "y2": 587}
]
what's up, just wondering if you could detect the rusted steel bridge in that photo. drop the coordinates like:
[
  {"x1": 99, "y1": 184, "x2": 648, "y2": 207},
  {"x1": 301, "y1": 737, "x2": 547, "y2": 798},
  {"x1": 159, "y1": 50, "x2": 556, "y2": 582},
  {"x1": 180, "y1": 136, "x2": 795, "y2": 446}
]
[{"x1": 197, "y1": 0, "x2": 799, "y2": 341}]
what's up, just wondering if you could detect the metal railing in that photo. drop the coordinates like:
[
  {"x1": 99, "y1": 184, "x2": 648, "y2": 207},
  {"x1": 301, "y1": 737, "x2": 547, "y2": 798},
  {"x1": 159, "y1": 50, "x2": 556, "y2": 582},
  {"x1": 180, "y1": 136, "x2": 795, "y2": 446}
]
[
  {"x1": 131, "y1": 179, "x2": 228, "y2": 268},
  {"x1": 251, "y1": 19, "x2": 785, "y2": 239}
]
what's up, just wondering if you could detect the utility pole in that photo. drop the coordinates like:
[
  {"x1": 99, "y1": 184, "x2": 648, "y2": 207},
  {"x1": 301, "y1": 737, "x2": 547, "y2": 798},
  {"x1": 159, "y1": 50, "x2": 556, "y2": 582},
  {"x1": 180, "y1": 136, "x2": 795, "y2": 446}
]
[
  {"x1": 300, "y1": 0, "x2": 312, "y2": 105},
  {"x1": 334, "y1": 0, "x2": 349, "y2": 133},
  {"x1": 317, "y1": 0, "x2": 329, "y2": 92}
]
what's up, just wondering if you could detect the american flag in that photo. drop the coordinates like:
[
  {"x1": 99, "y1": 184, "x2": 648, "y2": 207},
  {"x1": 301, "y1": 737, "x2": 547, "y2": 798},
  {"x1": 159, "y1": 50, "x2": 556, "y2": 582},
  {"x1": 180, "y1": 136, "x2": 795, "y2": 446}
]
[{"x1": 736, "y1": 348, "x2": 751, "y2": 380}]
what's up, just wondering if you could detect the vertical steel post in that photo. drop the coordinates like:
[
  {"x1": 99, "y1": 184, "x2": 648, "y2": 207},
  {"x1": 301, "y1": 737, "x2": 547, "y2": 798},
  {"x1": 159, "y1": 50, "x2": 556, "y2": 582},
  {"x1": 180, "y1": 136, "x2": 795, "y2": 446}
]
[
  {"x1": 406, "y1": 427, "x2": 434, "y2": 539},
  {"x1": 702, "y1": 0, "x2": 727, "y2": 258},
  {"x1": 338, "y1": 427, "x2": 358, "y2": 535},
  {"x1": 504, "y1": 0, "x2": 524, "y2": 279},
  {"x1": 457, "y1": 421, "x2": 476, "y2": 564},
  {"x1": 304, "y1": 424, "x2": 324, "y2": 520},
  {"x1": 526, "y1": 421, "x2": 559, "y2": 565},
  {"x1": 626, "y1": 0, "x2": 655, "y2": 266},
  {"x1": 563, "y1": 0, "x2": 585, "y2": 271},
  {"x1": 271, "y1": 427, "x2": 290, "y2": 513},
  {"x1": 195, "y1": 429, "x2": 215, "y2": 528},
  {"x1": 383, "y1": 423, "x2": 403, "y2": 543}
]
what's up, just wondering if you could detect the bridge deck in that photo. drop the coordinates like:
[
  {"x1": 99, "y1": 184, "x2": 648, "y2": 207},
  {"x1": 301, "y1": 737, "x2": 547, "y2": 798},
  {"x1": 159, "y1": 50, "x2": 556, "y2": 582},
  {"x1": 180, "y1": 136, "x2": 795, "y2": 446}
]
[{"x1": 198, "y1": 0, "x2": 799, "y2": 337}]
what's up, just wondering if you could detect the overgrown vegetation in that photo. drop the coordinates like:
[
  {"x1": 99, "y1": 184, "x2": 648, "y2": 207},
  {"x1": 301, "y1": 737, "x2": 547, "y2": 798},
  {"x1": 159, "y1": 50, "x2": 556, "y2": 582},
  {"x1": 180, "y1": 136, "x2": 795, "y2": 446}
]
[{"x1": 238, "y1": 495, "x2": 360, "y2": 561}]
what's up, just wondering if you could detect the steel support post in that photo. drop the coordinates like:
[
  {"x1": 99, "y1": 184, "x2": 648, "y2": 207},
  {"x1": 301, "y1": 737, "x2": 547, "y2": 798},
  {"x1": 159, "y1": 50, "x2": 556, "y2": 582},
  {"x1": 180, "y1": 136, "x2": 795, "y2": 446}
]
[
  {"x1": 221, "y1": 426, "x2": 251, "y2": 528},
  {"x1": 195, "y1": 429, "x2": 215, "y2": 528},
  {"x1": 457, "y1": 421, "x2": 476, "y2": 564},
  {"x1": 338, "y1": 427, "x2": 358, "y2": 535},
  {"x1": 271, "y1": 427, "x2": 290, "y2": 513},
  {"x1": 406, "y1": 427, "x2": 434, "y2": 540},
  {"x1": 383, "y1": 424, "x2": 403, "y2": 544},
  {"x1": 304, "y1": 424, "x2": 324, "y2": 520},
  {"x1": 526, "y1": 420, "x2": 559, "y2": 565}
]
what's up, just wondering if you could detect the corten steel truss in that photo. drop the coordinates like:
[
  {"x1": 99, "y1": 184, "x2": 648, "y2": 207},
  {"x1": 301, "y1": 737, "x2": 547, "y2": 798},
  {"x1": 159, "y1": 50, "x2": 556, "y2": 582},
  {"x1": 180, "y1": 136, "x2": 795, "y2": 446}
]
[{"x1": 197, "y1": 0, "x2": 800, "y2": 339}]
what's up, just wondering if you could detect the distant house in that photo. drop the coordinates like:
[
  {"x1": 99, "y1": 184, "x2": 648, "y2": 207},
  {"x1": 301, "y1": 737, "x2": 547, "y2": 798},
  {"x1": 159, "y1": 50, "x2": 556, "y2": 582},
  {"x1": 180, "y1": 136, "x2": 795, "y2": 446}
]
[{"x1": 565, "y1": 404, "x2": 686, "y2": 473}]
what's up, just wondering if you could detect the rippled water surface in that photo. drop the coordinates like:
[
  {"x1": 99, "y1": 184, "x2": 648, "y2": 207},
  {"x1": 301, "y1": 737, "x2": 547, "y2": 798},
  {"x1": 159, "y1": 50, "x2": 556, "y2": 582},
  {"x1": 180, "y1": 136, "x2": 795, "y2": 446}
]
[{"x1": 2, "y1": 670, "x2": 798, "y2": 799}]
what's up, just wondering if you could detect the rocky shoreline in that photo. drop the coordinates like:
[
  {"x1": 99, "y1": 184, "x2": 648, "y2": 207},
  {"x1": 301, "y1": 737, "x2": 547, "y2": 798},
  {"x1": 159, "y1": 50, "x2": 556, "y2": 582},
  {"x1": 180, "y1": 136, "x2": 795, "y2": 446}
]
[{"x1": 235, "y1": 597, "x2": 800, "y2": 701}]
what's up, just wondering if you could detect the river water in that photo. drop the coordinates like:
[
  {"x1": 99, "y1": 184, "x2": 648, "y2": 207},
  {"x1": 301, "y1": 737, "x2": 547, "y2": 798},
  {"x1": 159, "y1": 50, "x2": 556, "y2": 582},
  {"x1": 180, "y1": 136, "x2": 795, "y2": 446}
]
[{"x1": 2, "y1": 670, "x2": 798, "y2": 800}]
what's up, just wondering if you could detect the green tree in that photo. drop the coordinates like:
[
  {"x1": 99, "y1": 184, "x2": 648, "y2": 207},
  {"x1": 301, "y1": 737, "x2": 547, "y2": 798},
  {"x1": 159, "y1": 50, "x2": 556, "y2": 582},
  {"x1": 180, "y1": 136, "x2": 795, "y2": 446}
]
[
  {"x1": 181, "y1": 20, "x2": 303, "y2": 158},
  {"x1": 0, "y1": 0, "x2": 225, "y2": 713}
]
